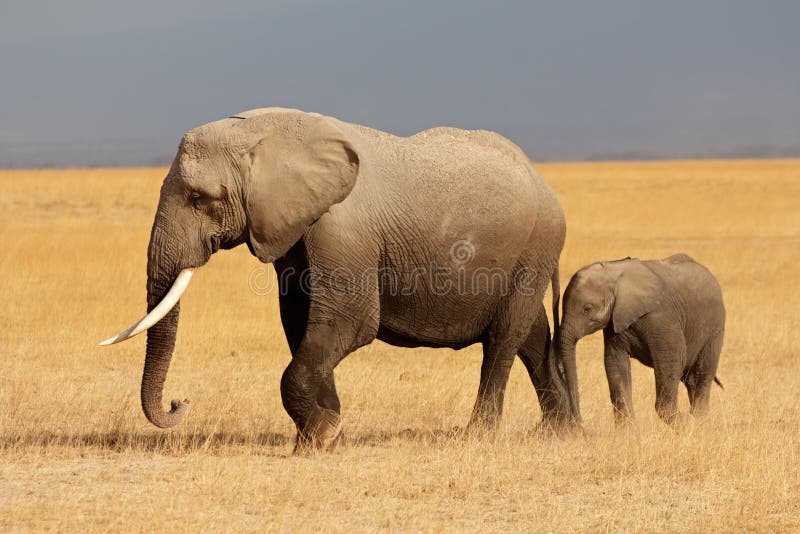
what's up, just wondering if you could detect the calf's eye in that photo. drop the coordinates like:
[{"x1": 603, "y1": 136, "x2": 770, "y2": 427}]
[{"x1": 189, "y1": 191, "x2": 205, "y2": 210}]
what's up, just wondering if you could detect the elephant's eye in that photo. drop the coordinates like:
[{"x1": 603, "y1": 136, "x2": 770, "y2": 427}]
[
  {"x1": 190, "y1": 191, "x2": 201, "y2": 200},
  {"x1": 583, "y1": 304, "x2": 593, "y2": 315}
]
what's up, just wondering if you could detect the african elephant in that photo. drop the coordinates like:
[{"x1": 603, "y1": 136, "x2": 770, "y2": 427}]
[
  {"x1": 102, "y1": 107, "x2": 569, "y2": 449},
  {"x1": 557, "y1": 254, "x2": 725, "y2": 424}
]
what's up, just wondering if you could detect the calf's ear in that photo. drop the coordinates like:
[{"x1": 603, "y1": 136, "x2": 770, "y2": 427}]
[{"x1": 612, "y1": 261, "x2": 665, "y2": 333}]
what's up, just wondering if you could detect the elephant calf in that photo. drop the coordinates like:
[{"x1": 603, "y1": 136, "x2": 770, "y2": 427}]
[{"x1": 556, "y1": 254, "x2": 725, "y2": 424}]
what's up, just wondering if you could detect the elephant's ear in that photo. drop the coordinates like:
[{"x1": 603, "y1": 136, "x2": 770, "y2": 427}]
[
  {"x1": 243, "y1": 117, "x2": 359, "y2": 262},
  {"x1": 611, "y1": 261, "x2": 665, "y2": 334}
]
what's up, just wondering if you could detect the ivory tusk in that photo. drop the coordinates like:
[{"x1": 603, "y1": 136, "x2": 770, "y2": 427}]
[{"x1": 99, "y1": 268, "x2": 194, "y2": 346}]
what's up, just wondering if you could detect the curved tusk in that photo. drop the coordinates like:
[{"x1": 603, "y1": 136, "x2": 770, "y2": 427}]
[{"x1": 99, "y1": 268, "x2": 194, "y2": 346}]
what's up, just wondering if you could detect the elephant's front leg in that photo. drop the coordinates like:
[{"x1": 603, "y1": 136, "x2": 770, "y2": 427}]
[
  {"x1": 282, "y1": 293, "x2": 379, "y2": 451},
  {"x1": 281, "y1": 337, "x2": 343, "y2": 452},
  {"x1": 603, "y1": 341, "x2": 634, "y2": 424},
  {"x1": 316, "y1": 372, "x2": 341, "y2": 414},
  {"x1": 281, "y1": 368, "x2": 341, "y2": 452},
  {"x1": 277, "y1": 283, "x2": 345, "y2": 449}
]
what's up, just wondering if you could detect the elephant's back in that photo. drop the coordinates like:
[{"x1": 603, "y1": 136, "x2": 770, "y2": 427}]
[
  {"x1": 340, "y1": 120, "x2": 546, "y2": 203},
  {"x1": 408, "y1": 127, "x2": 533, "y2": 169},
  {"x1": 394, "y1": 127, "x2": 541, "y2": 211},
  {"x1": 339, "y1": 121, "x2": 564, "y2": 272},
  {"x1": 650, "y1": 256, "x2": 725, "y2": 332},
  {"x1": 399, "y1": 133, "x2": 540, "y2": 255},
  {"x1": 334, "y1": 120, "x2": 549, "y2": 263},
  {"x1": 658, "y1": 256, "x2": 721, "y2": 293}
]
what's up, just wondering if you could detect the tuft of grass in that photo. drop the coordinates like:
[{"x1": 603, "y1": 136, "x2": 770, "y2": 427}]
[{"x1": 1, "y1": 161, "x2": 798, "y2": 531}]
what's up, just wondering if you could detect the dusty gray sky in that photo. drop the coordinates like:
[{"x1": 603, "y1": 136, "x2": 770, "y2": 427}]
[{"x1": 2, "y1": 0, "x2": 799, "y2": 166}]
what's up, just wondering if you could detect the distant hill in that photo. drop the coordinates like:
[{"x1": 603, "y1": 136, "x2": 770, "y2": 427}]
[
  {"x1": 0, "y1": 137, "x2": 176, "y2": 169},
  {"x1": 585, "y1": 144, "x2": 800, "y2": 162},
  {"x1": 2, "y1": 138, "x2": 800, "y2": 168}
]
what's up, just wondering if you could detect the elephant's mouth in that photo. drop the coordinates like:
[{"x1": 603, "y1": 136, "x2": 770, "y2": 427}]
[{"x1": 208, "y1": 235, "x2": 221, "y2": 254}]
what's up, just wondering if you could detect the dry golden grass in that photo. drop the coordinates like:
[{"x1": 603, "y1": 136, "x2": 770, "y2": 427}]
[{"x1": 1, "y1": 160, "x2": 798, "y2": 531}]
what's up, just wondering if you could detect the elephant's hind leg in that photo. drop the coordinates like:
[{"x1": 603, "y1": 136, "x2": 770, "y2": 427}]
[
  {"x1": 686, "y1": 331, "x2": 724, "y2": 417},
  {"x1": 469, "y1": 283, "x2": 545, "y2": 432},
  {"x1": 517, "y1": 304, "x2": 563, "y2": 424},
  {"x1": 651, "y1": 337, "x2": 687, "y2": 425},
  {"x1": 469, "y1": 332, "x2": 523, "y2": 431}
]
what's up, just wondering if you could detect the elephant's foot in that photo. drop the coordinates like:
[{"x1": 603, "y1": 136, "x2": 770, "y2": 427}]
[
  {"x1": 534, "y1": 415, "x2": 568, "y2": 436},
  {"x1": 533, "y1": 411, "x2": 587, "y2": 438},
  {"x1": 656, "y1": 407, "x2": 680, "y2": 427},
  {"x1": 293, "y1": 407, "x2": 342, "y2": 453},
  {"x1": 670, "y1": 412, "x2": 694, "y2": 434},
  {"x1": 464, "y1": 413, "x2": 501, "y2": 439}
]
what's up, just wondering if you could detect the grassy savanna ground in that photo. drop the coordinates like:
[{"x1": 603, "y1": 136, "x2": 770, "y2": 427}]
[{"x1": 1, "y1": 160, "x2": 799, "y2": 531}]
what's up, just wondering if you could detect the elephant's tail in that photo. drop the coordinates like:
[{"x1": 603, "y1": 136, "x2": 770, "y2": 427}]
[
  {"x1": 548, "y1": 264, "x2": 564, "y2": 386},
  {"x1": 550, "y1": 265, "x2": 560, "y2": 337},
  {"x1": 714, "y1": 376, "x2": 724, "y2": 390}
]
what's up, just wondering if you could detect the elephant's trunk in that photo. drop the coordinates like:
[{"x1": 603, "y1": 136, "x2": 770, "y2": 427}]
[
  {"x1": 557, "y1": 329, "x2": 582, "y2": 424},
  {"x1": 545, "y1": 341, "x2": 571, "y2": 423},
  {"x1": 141, "y1": 225, "x2": 189, "y2": 428},
  {"x1": 142, "y1": 305, "x2": 187, "y2": 428}
]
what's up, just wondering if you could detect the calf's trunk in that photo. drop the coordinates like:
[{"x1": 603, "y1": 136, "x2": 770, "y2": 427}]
[{"x1": 557, "y1": 330, "x2": 582, "y2": 424}]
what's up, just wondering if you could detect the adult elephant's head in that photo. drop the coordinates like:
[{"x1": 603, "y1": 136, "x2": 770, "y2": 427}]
[
  {"x1": 557, "y1": 258, "x2": 664, "y2": 423},
  {"x1": 101, "y1": 108, "x2": 360, "y2": 428}
]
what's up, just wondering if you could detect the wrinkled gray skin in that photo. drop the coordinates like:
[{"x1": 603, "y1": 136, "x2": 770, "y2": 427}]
[
  {"x1": 141, "y1": 107, "x2": 569, "y2": 449},
  {"x1": 557, "y1": 254, "x2": 725, "y2": 424}
]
